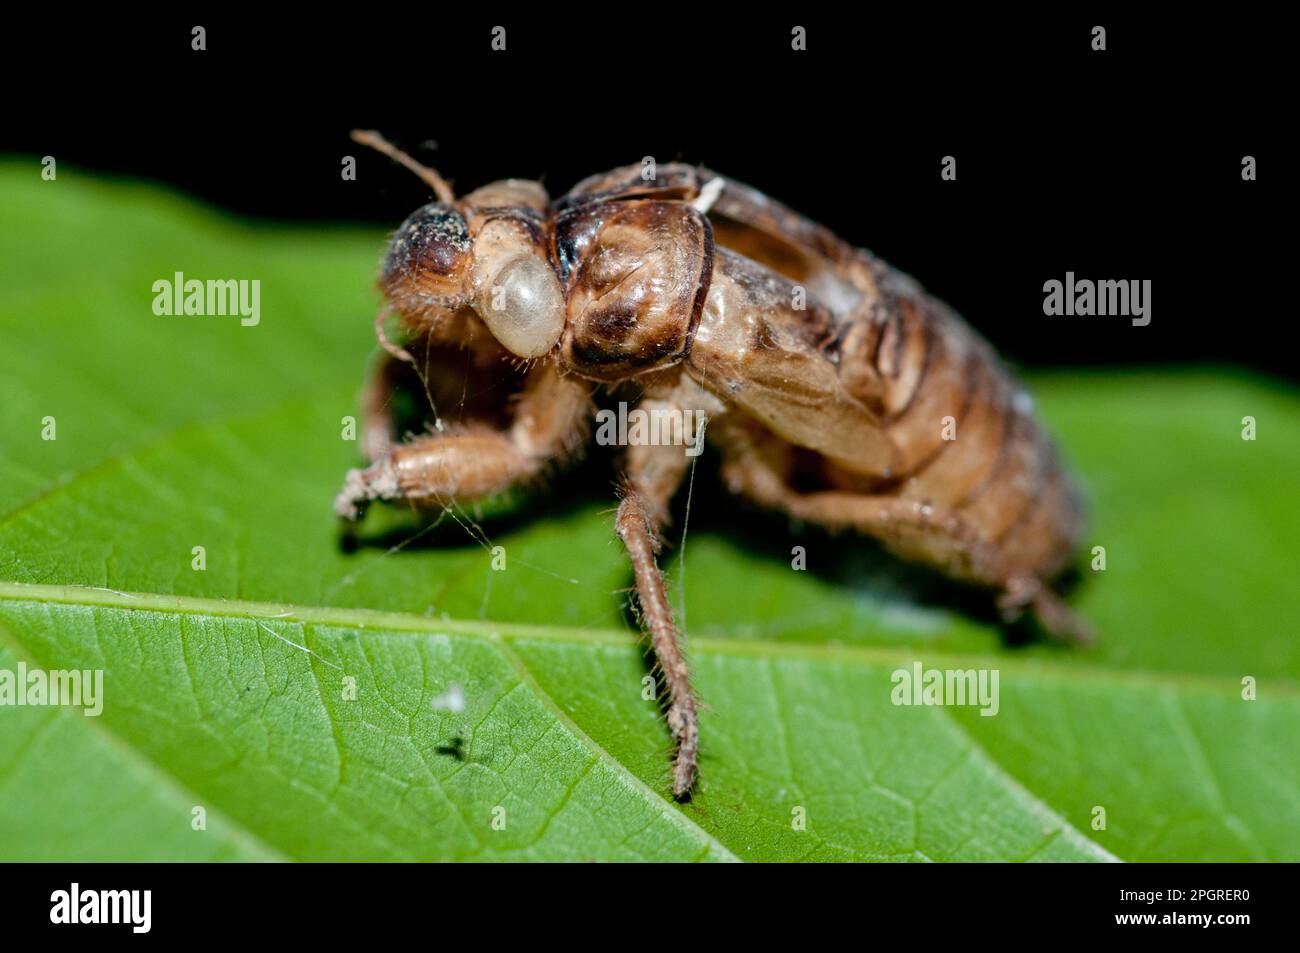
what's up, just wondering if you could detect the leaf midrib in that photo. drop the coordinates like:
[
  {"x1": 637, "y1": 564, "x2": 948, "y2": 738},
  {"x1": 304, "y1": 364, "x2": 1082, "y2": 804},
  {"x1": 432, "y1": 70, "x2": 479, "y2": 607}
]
[
  {"x1": 0, "y1": 582, "x2": 747, "y2": 861},
  {"x1": 1, "y1": 580, "x2": 1129, "y2": 863},
  {"x1": 490, "y1": 635, "x2": 740, "y2": 862},
  {"x1": 1, "y1": 581, "x2": 1289, "y2": 699}
]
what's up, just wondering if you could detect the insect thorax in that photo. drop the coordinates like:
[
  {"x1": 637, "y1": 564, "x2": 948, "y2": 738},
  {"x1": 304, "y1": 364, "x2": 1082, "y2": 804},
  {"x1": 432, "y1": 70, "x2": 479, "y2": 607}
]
[{"x1": 555, "y1": 199, "x2": 714, "y2": 381}]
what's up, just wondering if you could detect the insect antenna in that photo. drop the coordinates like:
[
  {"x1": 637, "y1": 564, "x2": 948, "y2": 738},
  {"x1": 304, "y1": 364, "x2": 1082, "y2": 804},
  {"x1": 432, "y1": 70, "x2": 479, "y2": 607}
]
[
  {"x1": 373, "y1": 304, "x2": 416, "y2": 365},
  {"x1": 350, "y1": 129, "x2": 456, "y2": 204}
]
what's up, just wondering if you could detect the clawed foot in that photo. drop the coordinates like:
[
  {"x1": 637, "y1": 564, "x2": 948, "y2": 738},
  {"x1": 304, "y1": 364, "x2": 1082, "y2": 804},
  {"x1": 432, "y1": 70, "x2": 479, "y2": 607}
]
[
  {"x1": 334, "y1": 460, "x2": 398, "y2": 522},
  {"x1": 998, "y1": 576, "x2": 1094, "y2": 645},
  {"x1": 667, "y1": 700, "x2": 699, "y2": 800}
]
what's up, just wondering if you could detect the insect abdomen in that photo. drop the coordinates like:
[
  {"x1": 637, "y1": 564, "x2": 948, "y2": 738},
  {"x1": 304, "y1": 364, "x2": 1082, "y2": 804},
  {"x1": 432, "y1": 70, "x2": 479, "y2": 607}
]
[{"x1": 870, "y1": 274, "x2": 1086, "y2": 580}]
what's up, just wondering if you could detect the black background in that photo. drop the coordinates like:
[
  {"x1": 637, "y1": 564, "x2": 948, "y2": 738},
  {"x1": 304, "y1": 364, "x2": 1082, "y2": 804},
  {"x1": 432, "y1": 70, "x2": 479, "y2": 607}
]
[
  {"x1": 0, "y1": 9, "x2": 1291, "y2": 888},
  {"x1": 2, "y1": 12, "x2": 1287, "y2": 376}
]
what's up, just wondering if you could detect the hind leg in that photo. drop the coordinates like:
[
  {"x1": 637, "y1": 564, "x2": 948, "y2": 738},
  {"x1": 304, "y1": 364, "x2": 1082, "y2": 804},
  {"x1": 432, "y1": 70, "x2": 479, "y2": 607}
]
[
  {"x1": 790, "y1": 492, "x2": 1092, "y2": 644},
  {"x1": 715, "y1": 423, "x2": 1092, "y2": 644}
]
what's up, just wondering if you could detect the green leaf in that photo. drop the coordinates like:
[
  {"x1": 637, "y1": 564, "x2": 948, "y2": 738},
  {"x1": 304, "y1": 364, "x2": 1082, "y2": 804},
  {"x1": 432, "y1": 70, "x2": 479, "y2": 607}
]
[{"x1": 0, "y1": 162, "x2": 1296, "y2": 861}]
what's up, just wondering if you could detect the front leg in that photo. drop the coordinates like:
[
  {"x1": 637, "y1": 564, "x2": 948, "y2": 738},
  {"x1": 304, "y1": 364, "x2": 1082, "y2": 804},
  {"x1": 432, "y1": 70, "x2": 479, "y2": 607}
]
[
  {"x1": 360, "y1": 349, "x2": 412, "y2": 463},
  {"x1": 336, "y1": 361, "x2": 592, "y2": 519}
]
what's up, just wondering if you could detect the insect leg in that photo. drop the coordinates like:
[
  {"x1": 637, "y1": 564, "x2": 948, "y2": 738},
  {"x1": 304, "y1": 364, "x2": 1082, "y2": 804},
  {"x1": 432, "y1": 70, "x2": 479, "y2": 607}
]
[
  {"x1": 797, "y1": 492, "x2": 1090, "y2": 643},
  {"x1": 617, "y1": 490, "x2": 700, "y2": 798},
  {"x1": 716, "y1": 425, "x2": 1091, "y2": 644},
  {"x1": 995, "y1": 577, "x2": 1094, "y2": 645},
  {"x1": 360, "y1": 350, "x2": 411, "y2": 463},
  {"x1": 614, "y1": 391, "x2": 714, "y2": 799},
  {"x1": 617, "y1": 485, "x2": 697, "y2": 799},
  {"x1": 335, "y1": 363, "x2": 592, "y2": 520}
]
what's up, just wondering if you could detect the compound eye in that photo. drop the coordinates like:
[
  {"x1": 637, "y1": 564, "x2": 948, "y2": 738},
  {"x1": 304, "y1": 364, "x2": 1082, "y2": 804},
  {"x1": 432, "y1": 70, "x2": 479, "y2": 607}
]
[
  {"x1": 479, "y1": 255, "x2": 566, "y2": 358},
  {"x1": 382, "y1": 203, "x2": 472, "y2": 299}
]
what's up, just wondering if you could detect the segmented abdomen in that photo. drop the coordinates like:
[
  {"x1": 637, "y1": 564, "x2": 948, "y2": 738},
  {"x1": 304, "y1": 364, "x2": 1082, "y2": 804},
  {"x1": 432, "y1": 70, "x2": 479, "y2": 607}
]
[{"x1": 866, "y1": 263, "x2": 1086, "y2": 579}]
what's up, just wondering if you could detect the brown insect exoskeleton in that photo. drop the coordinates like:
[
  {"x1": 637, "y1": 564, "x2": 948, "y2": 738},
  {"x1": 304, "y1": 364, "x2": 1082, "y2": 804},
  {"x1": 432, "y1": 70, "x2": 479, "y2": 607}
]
[{"x1": 336, "y1": 131, "x2": 1090, "y2": 799}]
